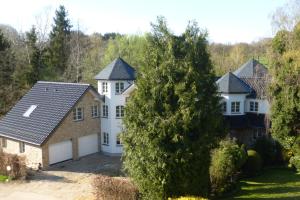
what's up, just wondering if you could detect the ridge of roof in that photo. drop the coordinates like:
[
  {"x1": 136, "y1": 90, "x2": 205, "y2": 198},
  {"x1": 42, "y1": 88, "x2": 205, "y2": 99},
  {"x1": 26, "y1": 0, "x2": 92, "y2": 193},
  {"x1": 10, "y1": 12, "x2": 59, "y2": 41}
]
[{"x1": 37, "y1": 81, "x2": 90, "y2": 86}]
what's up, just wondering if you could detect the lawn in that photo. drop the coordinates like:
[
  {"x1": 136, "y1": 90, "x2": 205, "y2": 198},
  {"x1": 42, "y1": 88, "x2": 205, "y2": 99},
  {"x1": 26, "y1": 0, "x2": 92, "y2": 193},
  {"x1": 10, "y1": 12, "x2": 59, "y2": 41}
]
[
  {"x1": 226, "y1": 167, "x2": 300, "y2": 200},
  {"x1": 0, "y1": 175, "x2": 8, "y2": 182}
]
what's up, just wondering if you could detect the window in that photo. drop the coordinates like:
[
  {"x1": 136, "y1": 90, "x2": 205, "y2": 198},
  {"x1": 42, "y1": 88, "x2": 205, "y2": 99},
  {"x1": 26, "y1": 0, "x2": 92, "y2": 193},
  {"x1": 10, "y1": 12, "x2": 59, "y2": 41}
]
[
  {"x1": 102, "y1": 82, "x2": 108, "y2": 93},
  {"x1": 115, "y1": 82, "x2": 124, "y2": 94},
  {"x1": 73, "y1": 107, "x2": 83, "y2": 121},
  {"x1": 103, "y1": 132, "x2": 109, "y2": 145},
  {"x1": 23, "y1": 105, "x2": 37, "y2": 117},
  {"x1": 250, "y1": 101, "x2": 259, "y2": 112},
  {"x1": 91, "y1": 105, "x2": 99, "y2": 118},
  {"x1": 253, "y1": 128, "x2": 263, "y2": 140},
  {"x1": 231, "y1": 102, "x2": 240, "y2": 113},
  {"x1": 222, "y1": 102, "x2": 227, "y2": 113},
  {"x1": 116, "y1": 106, "x2": 124, "y2": 118},
  {"x1": 102, "y1": 105, "x2": 108, "y2": 117},
  {"x1": 116, "y1": 134, "x2": 122, "y2": 145},
  {"x1": 19, "y1": 142, "x2": 25, "y2": 153},
  {"x1": 0, "y1": 137, "x2": 7, "y2": 148}
]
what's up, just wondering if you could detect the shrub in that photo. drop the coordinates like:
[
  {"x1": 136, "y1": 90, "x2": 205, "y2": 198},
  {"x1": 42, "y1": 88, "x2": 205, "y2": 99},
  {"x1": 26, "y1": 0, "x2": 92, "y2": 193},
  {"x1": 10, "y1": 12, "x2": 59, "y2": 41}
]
[
  {"x1": 253, "y1": 137, "x2": 277, "y2": 166},
  {"x1": 168, "y1": 197, "x2": 207, "y2": 200},
  {"x1": 209, "y1": 138, "x2": 247, "y2": 197},
  {"x1": 93, "y1": 175, "x2": 140, "y2": 200},
  {"x1": 243, "y1": 150, "x2": 262, "y2": 176},
  {"x1": 290, "y1": 156, "x2": 300, "y2": 171},
  {"x1": 0, "y1": 151, "x2": 26, "y2": 179}
]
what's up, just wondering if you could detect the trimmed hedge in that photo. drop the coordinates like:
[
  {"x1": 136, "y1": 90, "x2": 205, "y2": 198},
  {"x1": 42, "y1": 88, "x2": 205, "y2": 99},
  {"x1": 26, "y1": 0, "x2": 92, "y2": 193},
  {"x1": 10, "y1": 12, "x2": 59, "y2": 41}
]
[
  {"x1": 0, "y1": 151, "x2": 26, "y2": 179},
  {"x1": 93, "y1": 175, "x2": 140, "y2": 200}
]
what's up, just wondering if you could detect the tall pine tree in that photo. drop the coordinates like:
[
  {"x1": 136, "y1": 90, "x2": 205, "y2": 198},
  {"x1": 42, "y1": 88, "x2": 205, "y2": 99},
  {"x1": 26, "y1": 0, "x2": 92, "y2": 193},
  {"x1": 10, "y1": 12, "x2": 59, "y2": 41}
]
[
  {"x1": 46, "y1": 5, "x2": 72, "y2": 80},
  {"x1": 122, "y1": 18, "x2": 223, "y2": 199}
]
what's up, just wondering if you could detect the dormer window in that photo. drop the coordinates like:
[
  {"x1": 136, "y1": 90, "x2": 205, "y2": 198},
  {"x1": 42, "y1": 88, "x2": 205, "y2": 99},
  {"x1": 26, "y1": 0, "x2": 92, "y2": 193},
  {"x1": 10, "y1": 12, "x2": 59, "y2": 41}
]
[
  {"x1": 231, "y1": 102, "x2": 240, "y2": 113},
  {"x1": 250, "y1": 101, "x2": 258, "y2": 112},
  {"x1": 23, "y1": 105, "x2": 37, "y2": 117},
  {"x1": 102, "y1": 82, "x2": 108, "y2": 93},
  {"x1": 115, "y1": 82, "x2": 124, "y2": 94}
]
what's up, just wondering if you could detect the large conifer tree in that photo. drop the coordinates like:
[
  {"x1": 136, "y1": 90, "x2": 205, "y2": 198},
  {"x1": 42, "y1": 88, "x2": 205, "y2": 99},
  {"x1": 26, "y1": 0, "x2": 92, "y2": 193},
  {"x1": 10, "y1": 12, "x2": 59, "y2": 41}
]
[
  {"x1": 47, "y1": 5, "x2": 72, "y2": 79},
  {"x1": 122, "y1": 18, "x2": 223, "y2": 199}
]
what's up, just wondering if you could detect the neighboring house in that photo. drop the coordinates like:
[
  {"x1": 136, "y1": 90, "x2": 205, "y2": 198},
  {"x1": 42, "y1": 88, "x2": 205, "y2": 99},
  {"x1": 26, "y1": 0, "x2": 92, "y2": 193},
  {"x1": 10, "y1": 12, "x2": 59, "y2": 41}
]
[
  {"x1": 95, "y1": 57, "x2": 136, "y2": 155},
  {"x1": 0, "y1": 82, "x2": 102, "y2": 168},
  {"x1": 216, "y1": 59, "x2": 270, "y2": 146}
]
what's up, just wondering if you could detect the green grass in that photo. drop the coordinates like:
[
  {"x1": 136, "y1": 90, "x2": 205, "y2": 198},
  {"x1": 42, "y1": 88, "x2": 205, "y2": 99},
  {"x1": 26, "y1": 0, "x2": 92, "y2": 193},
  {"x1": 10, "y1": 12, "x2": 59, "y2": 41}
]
[
  {"x1": 0, "y1": 175, "x2": 8, "y2": 182},
  {"x1": 226, "y1": 167, "x2": 300, "y2": 200}
]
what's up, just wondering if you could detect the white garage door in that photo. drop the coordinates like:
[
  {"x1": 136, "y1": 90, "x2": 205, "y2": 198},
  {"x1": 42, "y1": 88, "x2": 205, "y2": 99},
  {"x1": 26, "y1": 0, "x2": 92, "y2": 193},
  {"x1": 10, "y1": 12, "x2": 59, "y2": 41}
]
[
  {"x1": 78, "y1": 134, "x2": 98, "y2": 157},
  {"x1": 49, "y1": 140, "x2": 73, "y2": 165}
]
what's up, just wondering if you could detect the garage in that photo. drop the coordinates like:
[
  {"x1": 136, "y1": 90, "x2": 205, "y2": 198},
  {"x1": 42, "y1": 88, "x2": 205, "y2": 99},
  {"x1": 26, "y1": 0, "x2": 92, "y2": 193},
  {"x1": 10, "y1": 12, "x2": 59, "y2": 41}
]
[
  {"x1": 78, "y1": 134, "x2": 98, "y2": 157},
  {"x1": 49, "y1": 140, "x2": 73, "y2": 164}
]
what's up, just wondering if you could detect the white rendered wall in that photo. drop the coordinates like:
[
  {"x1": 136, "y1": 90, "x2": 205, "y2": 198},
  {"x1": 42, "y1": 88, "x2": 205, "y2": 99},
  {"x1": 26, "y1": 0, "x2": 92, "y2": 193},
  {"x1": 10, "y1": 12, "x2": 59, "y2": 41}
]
[
  {"x1": 221, "y1": 94, "x2": 247, "y2": 116},
  {"x1": 245, "y1": 99, "x2": 269, "y2": 114},
  {"x1": 98, "y1": 80, "x2": 133, "y2": 154}
]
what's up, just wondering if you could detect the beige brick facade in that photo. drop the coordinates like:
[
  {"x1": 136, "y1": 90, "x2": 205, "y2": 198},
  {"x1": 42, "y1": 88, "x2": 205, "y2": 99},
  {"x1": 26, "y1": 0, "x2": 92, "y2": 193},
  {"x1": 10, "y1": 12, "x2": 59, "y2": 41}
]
[{"x1": 1, "y1": 89, "x2": 101, "y2": 168}]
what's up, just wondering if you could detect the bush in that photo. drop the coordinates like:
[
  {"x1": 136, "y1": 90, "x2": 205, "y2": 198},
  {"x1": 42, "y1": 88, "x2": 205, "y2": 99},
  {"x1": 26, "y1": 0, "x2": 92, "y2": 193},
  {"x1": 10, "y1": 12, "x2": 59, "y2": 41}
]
[
  {"x1": 290, "y1": 156, "x2": 300, "y2": 171},
  {"x1": 0, "y1": 151, "x2": 26, "y2": 179},
  {"x1": 209, "y1": 138, "x2": 247, "y2": 197},
  {"x1": 168, "y1": 197, "x2": 207, "y2": 200},
  {"x1": 253, "y1": 137, "x2": 277, "y2": 166},
  {"x1": 93, "y1": 175, "x2": 140, "y2": 200},
  {"x1": 243, "y1": 150, "x2": 262, "y2": 176}
]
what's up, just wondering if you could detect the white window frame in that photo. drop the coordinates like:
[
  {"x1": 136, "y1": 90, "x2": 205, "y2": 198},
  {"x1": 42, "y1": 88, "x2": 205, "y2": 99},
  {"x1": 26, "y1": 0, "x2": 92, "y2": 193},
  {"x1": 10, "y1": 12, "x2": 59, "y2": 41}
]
[
  {"x1": 103, "y1": 132, "x2": 109, "y2": 145},
  {"x1": 231, "y1": 102, "x2": 240, "y2": 113},
  {"x1": 116, "y1": 133, "x2": 123, "y2": 146},
  {"x1": 222, "y1": 102, "x2": 227, "y2": 113},
  {"x1": 73, "y1": 107, "x2": 84, "y2": 121},
  {"x1": 102, "y1": 82, "x2": 108, "y2": 93},
  {"x1": 115, "y1": 82, "x2": 124, "y2": 94},
  {"x1": 116, "y1": 105, "x2": 125, "y2": 118},
  {"x1": 19, "y1": 142, "x2": 25, "y2": 153},
  {"x1": 91, "y1": 105, "x2": 99, "y2": 118},
  {"x1": 102, "y1": 105, "x2": 108, "y2": 117},
  {"x1": 250, "y1": 101, "x2": 259, "y2": 112}
]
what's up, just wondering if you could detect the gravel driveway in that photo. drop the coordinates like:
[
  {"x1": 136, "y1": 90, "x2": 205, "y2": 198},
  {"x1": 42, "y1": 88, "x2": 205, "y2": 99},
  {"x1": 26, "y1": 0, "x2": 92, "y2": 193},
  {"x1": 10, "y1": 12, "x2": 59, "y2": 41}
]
[{"x1": 0, "y1": 153, "x2": 122, "y2": 200}]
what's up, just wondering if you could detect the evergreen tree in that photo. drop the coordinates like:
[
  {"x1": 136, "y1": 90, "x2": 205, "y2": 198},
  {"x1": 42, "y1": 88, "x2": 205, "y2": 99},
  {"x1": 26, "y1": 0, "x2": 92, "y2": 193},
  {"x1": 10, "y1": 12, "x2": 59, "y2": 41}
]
[
  {"x1": 122, "y1": 17, "x2": 223, "y2": 199},
  {"x1": 46, "y1": 5, "x2": 72, "y2": 80},
  {"x1": 25, "y1": 26, "x2": 44, "y2": 85},
  {"x1": 270, "y1": 23, "x2": 300, "y2": 152}
]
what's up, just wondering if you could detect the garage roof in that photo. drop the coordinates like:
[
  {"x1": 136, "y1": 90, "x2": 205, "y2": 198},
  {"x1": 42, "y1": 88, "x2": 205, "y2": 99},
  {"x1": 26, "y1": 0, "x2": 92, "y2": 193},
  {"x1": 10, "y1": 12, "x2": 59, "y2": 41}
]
[{"x1": 0, "y1": 81, "x2": 101, "y2": 146}]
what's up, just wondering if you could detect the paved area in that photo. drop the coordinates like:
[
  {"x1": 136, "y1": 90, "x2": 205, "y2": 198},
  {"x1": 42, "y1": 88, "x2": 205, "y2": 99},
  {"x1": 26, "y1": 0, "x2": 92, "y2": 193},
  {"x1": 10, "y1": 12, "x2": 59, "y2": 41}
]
[{"x1": 0, "y1": 153, "x2": 122, "y2": 200}]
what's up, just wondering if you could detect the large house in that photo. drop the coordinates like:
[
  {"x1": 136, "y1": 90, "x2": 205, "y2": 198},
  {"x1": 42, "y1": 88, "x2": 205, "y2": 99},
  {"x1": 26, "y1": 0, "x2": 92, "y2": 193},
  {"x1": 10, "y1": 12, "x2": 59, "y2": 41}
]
[{"x1": 0, "y1": 57, "x2": 269, "y2": 168}]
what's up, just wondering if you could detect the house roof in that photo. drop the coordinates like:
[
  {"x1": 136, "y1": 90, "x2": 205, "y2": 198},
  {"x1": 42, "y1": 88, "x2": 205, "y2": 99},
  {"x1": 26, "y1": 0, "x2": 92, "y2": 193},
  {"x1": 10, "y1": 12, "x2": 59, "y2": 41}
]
[
  {"x1": 224, "y1": 113, "x2": 267, "y2": 129},
  {"x1": 95, "y1": 57, "x2": 136, "y2": 80},
  {"x1": 0, "y1": 81, "x2": 100, "y2": 146},
  {"x1": 216, "y1": 72, "x2": 252, "y2": 94},
  {"x1": 240, "y1": 77, "x2": 268, "y2": 99},
  {"x1": 233, "y1": 59, "x2": 268, "y2": 78}
]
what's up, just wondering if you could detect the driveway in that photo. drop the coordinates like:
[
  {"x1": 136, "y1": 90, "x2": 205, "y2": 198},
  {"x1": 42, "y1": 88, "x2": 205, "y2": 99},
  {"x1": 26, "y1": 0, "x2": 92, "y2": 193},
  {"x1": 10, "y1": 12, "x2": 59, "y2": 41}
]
[{"x1": 0, "y1": 153, "x2": 122, "y2": 200}]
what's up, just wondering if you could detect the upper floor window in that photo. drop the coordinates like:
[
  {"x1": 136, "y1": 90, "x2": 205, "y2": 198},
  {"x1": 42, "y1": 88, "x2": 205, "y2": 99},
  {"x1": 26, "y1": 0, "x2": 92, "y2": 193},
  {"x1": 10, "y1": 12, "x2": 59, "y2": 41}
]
[
  {"x1": 102, "y1": 105, "x2": 108, "y2": 117},
  {"x1": 222, "y1": 102, "x2": 227, "y2": 113},
  {"x1": 103, "y1": 132, "x2": 109, "y2": 145},
  {"x1": 231, "y1": 102, "x2": 240, "y2": 113},
  {"x1": 102, "y1": 82, "x2": 108, "y2": 93},
  {"x1": 116, "y1": 133, "x2": 123, "y2": 146},
  {"x1": 91, "y1": 105, "x2": 99, "y2": 118},
  {"x1": 19, "y1": 142, "x2": 25, "y2": 153},
  {"x1": 115, "y1": 82, "x2": 124, "y2": 94},
  {"x1": 116, "y1": 106, "x2": 124, "y2": 118},
  {"x1": 73, "y1": 107, "x2": 83, "y2": 121},
  {"x1": 250, "y1": 101, "x2": 259, "y2": 112},
  {"x1": 0, "y1": 137, "x2": 7, "y2": 148}
]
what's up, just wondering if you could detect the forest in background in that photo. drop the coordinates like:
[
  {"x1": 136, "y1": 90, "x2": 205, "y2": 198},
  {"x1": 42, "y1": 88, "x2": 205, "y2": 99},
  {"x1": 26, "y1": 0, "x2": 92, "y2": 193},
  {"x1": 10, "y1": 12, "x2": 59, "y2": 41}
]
[{"x1": 0, "y1": 1, "x2": 294, "y2": 116}]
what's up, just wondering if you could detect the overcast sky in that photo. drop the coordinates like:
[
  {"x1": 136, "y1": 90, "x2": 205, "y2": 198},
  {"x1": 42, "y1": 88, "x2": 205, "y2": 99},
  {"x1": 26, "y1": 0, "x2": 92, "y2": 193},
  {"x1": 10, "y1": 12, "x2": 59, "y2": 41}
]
[{"x1": 0, "y1": 0, "x2": 287, "y2": 44}]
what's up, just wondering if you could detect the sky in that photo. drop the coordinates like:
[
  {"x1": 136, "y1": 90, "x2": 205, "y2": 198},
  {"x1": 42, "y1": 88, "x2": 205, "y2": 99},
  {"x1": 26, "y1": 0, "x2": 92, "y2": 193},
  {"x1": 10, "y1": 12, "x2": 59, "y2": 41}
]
[{"x1": 0, "y1": 0, "x2": 287, "y2": 44}]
